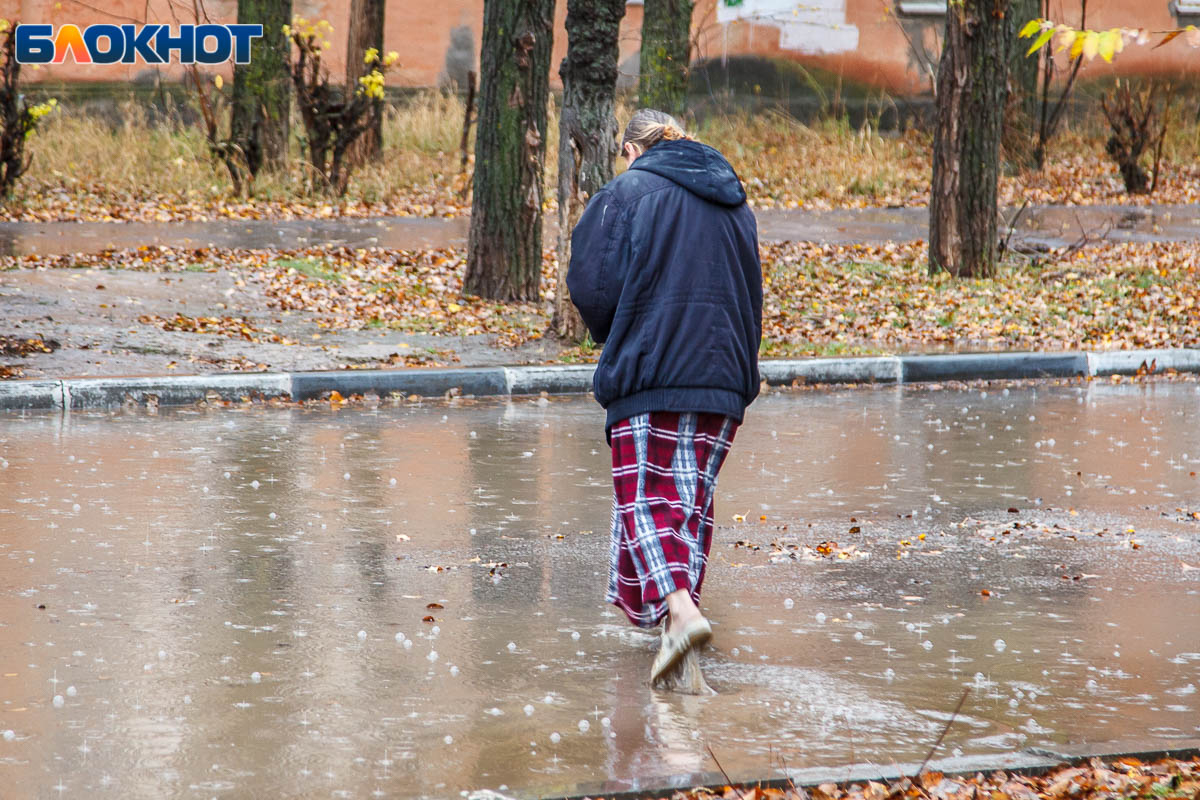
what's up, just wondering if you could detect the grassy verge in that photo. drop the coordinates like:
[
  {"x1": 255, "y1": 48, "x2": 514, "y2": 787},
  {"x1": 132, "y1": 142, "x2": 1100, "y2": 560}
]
[
  {"x1": 8, "y1": 89, "x2": 1200, "y2": 223},
  {"x1": 6, "y1": 238, "x2": 1200, "y2": 358}
]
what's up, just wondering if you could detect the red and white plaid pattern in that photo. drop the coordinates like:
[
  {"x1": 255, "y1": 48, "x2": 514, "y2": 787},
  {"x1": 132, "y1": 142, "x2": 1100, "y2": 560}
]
[{"x1": 607, "y1": 412, "x2": 738, "y2": 628}]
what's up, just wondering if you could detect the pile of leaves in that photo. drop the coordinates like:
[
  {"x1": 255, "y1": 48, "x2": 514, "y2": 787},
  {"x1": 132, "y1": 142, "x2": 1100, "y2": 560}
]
[
  {"x1": 136, "y1": 313, "x2": 297, "y2": 345},
  {"x1": 8, "y1": 239, "x2": 1200, "y2": 359},
  {"x1": 620, "y1": 755, "x2": 1200, "y2": 800},
  {"x1": 0, "y1": 334, "x2": 59, "y2": 378},
  {"x1": 1, "y1": 245, "x2": 550, "y2": 350},
  {"x1": 760, "y1": 239, "x2": 1200, "y2": 355},
  {"x1": 0, "y1": 335, "x2": 59, "y2": 357},
  {"x1": 0, "y1": 177, "x2": 468, "y2": 223}
]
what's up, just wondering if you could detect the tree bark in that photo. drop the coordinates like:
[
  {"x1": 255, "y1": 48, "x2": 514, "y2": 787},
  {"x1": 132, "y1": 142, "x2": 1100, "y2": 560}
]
[
  {"x1": 554, "y1": 0, "x2": 626, "y2": 341},
  {"x1": 1005, "y1": 0, "x2": 1040, "y2": 168},
  {"x1": 346, "y1": 0, "x2": 385, "y2": 165},
  {"x1": 231, "y1": 0, "x2": 292, "y2": 174},
  {"x1": 465, "y1": 0, "x2": 555, "y2": 302},
  {"x1": 929, "y1": 0, "x2": 1012, "y2": 278},
  {"x1": 638, "y1": 0, "x2": 692, "y2": 116}
]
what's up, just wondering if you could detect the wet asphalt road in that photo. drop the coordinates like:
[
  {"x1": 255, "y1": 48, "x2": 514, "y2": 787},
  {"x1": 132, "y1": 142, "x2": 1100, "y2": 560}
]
[{"x1": 1, "y1": 384, "x2": 1199, "y2": 798}]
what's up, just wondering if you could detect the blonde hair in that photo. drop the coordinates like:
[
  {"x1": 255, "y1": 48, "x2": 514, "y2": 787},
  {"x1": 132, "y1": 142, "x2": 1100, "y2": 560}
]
[{"x1": 621, "y1": 109, "x2": 692, "y2": 153}]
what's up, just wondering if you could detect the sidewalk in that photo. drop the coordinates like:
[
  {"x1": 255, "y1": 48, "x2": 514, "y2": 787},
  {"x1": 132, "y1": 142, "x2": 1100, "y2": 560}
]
[
  {"x1": 3, "y1": 347, "x2": 1199, "y2": 410},
  {"x1": 0, "y1": 203, "x2": 1197, "y2": 255},
  {"x1": 3, "y1": 203, "x2": 1200, "y2": 405}
]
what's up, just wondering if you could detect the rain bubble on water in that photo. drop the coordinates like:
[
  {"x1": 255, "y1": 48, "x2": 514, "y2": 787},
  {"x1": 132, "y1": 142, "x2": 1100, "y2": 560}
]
[
  {"x1": 507, "y1": 642, "x2": 517, "y2": 652},
  {"x1": 578, "y1": 720, "x2": 589, "y2": 733},
  {"x1": 2, "y1": 730, "x2": 13, "y2": 740},
  {"x1": 783, "y1": 598, "x2": 794, "y2": 609},
  {"x1": 357, "y1": 630, "x2": 367, "y2": 641},
  {"x1": 52, "y1": 695, "x2": 64, "y2": 708},
  {"x1": 251, "y1": 672, "x2": 261, "y2": 683},
  {"x1": 549, "y1": 732, "x2": 561, "y2": 744},
  {"x1": 994, "y1": 639, "x2": 1007, "y2": 652},
  {"x1": 66, "y1": 686, "x2": 76, "y2": 697},
  {"x1": 524, "y1": 705, "x2": 535, "y2": 716},
  {"x1": 395, "y1": 632, "x2": 405, "y2": 643}
]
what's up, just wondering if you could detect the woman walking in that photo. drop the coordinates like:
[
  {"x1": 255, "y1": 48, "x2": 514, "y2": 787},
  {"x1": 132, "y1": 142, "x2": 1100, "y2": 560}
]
[{"x1": 567, "y1": 109, "x2": 762, "y2": 686}]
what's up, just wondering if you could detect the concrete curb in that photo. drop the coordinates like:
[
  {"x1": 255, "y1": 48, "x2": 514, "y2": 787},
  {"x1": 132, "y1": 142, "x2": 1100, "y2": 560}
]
[
  {"x1": 532, "y1": 740, "x2": 1200, "y2": 800},
  {"x1": 1, "y1": 348, "x2": 1197, "y2": 411}
]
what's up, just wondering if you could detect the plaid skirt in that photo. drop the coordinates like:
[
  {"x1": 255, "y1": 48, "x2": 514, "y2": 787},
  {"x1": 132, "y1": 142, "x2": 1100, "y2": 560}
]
[{"x1": 606, "y1": 411, "x2": 738, "y2": 628}]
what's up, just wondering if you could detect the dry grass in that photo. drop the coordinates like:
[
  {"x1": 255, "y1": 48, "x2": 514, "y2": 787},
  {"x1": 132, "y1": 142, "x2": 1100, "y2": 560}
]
[
  {"x1": 695, "y1": 110, "x2": 931, "y2": 209},
  {"x1": 9, "y1": 89, "x2": 1200, "y2": 222}
]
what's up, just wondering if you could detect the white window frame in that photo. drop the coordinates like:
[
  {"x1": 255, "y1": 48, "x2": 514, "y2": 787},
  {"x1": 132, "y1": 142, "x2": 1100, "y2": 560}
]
[
  {"x1": 1172, "y1": 0, "x2": 1200, "y2": 21},
  {"x1": 894, "y1": 0, "x2": 946, "y2": 17}
]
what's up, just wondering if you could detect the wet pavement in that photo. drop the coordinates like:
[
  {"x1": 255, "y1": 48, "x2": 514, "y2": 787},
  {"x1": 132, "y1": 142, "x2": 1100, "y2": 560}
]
[
  {"x1": 2, "y1": 384, "x2": 1200, "y2": 798},
  {"x1": 2, "y1": 204, "x2": 1200, "y2": 256}
]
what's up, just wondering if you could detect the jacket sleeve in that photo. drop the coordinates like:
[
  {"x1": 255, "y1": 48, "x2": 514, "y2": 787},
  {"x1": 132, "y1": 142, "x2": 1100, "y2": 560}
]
[{"x1": 566, "y1": 188, "x2": 625, "y2": 344}]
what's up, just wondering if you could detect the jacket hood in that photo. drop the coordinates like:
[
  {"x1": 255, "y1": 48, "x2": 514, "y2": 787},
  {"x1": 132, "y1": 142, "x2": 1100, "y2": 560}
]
[{"x1": 630, "y1": 139, "x2": 747, "y2": 207}]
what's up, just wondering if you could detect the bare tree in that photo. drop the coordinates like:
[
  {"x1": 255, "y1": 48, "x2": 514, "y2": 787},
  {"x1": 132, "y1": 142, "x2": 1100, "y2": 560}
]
[
  {"x1": 345, "y1": 0, "x2": 385, "y2": 164},
  {"x1": 465, "y1": 0, "x2": 555, "y2": 301},
  {"x1": 929, "y1": 0, "x2": 1013, "y2": 277},
  {"x1": 554, "y1": 0, "x2": 626, "y2": 340},
  {"x1": 230, "y1": 0, "x2": 292, "y2": 174}
]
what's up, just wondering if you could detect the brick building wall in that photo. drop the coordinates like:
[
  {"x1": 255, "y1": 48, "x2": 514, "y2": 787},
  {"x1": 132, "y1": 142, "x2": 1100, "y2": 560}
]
[{"x1": 0, "y1": 0, "x2": 1195, "y2": 94}]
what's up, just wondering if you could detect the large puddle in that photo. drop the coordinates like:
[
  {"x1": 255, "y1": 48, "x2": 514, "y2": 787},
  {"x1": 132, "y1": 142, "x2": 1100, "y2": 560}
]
[{"x1": 1, "y1": 383, "x2": 1199, "y2": 798}]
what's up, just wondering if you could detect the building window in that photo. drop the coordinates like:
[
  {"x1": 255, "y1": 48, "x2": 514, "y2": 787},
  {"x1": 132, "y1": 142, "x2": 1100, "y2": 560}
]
[
  {"x1": 1173, "y1": 0, "x2": 1200, "y2": 22},
  {"x1": 894, "y1": 0, "x2": 946, "y2": 16}
]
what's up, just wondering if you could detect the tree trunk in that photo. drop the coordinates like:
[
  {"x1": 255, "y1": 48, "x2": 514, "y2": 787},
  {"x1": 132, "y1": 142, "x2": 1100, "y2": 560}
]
[
  {"x1": 929, "y1": 0, "x2": 1012, "y2": 278},
  {"x1": 638, "y1": 0, "x2": 692, "y2": 116},
  {"x1": 465, "y1": 0, "x2": 555, "y2": 302},
  {"x1": 346, "y1": 0, "x2": 385, "y2": 165},
  {"x1": 231, "y1": 0, "x2": 292, "y2": 174},
  {"x1": 1005, "y1": 0, "x2": 1040, "y2": 169},
  {"x1": 554, "y1": 0, "x2": 626, "y2": 341}
]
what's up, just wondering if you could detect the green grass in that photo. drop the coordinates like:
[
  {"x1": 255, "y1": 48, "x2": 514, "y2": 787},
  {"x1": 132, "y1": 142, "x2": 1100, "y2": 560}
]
[{"x1": 274, "y1": 257, "x2": 342, "y2": 282}]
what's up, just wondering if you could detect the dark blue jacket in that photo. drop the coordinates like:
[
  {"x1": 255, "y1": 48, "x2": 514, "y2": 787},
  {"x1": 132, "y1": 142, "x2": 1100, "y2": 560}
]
[{"x1": 566, "y1": 139, "x2": 762, "y2": 435}]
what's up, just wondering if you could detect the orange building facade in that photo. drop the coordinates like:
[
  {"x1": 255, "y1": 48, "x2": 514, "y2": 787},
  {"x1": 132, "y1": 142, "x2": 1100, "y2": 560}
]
[{"x1": 0, "y1": 0, "x2": 1196, "y2": 94}]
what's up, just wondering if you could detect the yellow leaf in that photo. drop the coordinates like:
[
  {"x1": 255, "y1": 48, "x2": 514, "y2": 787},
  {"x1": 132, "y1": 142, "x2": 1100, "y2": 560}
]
[
  {"x1": 1018, "y1": 18, "x2": 1043, "y2": 39},
  {"x1": 1097, "y1": 30, "x2": 1116, "y2": 62},
  {"x1": 1069, "y1": 33, "x2": 1085, "y2": 59},
  {"x1": 214, "y1": 74, "x2": 223, "y2": 90},
  {"x1": 1056, "y1": 29, "x2": 1077, "y2": 53},
  {"x1": 1081, "y1": 30, "x2": 1100, "y2": 60},
  {"x1": 1026, "y1": 27, "x2": 1056, "y2": 57}
]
